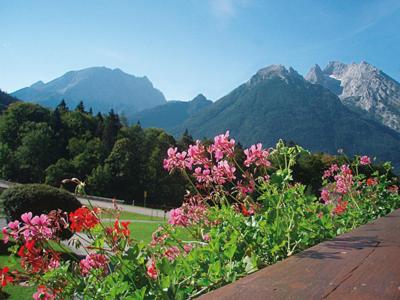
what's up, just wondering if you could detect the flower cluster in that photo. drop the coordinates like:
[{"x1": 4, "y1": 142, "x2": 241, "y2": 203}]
[
  {"x1": 150, "y1": 227, "x2": 169, "y2": 247},
  {"x1": 69, "y1": 207, "x2": 100, "y2": 232},
  {"x1": 320, "y1": 164, "x2": 355, "y2": 204},
  {"x1": 79, "y1": 253, "x2": 109, "y2": 276},
  {"x1": 163, "y1": 246, "x2": 180, "y2": 262},
  {"x1": 360, "y1": 155, "x2": 371, "y2": 165},
  {"x1": 332, "y1": 198, "x2": 348, "y2": 215},
  {"x1": 163, "y1": 147, "x2": 192, "y2": 171},
  {"x1": 2, "y1": 211, "x2": 63, "y2": 274},
  {"x1": 210, "y1": 131, "x2": 235, "y2": 161},
  {"x1": 244, "y1": 143, "x2": 271, "y2": 168},
  {"x1": 168, "y1": 195, "x2": 209, "y2": 227}
]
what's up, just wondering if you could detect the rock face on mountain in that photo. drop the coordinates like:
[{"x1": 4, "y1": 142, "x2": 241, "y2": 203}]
[
  {"x1": 306, "y1": 61, "x2": 400, "y2": 132},
  {"x1": 12, "y1": 67, "x2": 166, "y2": 116},
  {"x1": 174, "y1": 65, "x2": 400, "y2": 167},
  {"x1": 132, "y1": 94, "x2": 212, "y2": 130}
]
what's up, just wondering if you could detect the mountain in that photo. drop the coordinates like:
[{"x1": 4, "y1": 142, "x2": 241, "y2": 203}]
[
  {"x1": 0, "y1": 89, "x2": 19, "y2": 112},
  {"x1": 12, "y1": 67, "x2": 166, "y2": 117},
  {"x1": 131, "y1": 94, "x2": 212, "y2": 130},
  {"x1": 306, "y1": 61, "x2": 400, "y2": 133},
  {"x1": 173, "y1": 65, "x2": 400, "y2": 167}
]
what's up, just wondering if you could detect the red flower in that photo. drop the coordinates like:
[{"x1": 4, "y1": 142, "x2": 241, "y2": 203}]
[
  {"x1": 241, "y1": 204, "x2": 251, "y2": 217},
  {"x1": 333, "y1": 198, "x2": 348, "y2": 215},
  {"x1": 366, "y1": 178, "x2": 377, "y2": 186},
  {"x1": 0, "y1": 266, "x2": 13, "y2": 287},
  {"x1": 146, "y1": 259, "x2": 158, "y2": 279},
  {"x1": 113, "y1": 220, "x2": 131, "y2": 237},
  {"x1": 69, "y1": 207, "x2": 100, "y2": 232}
]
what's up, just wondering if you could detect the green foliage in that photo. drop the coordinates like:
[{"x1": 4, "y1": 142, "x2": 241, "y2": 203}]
[
  {"x1": 0, "y1": 101, "x2": 187, "y2": 207},
  {"x1": 2, "y1": 141, "x2": 400, "y2": 299},
  {"x1": 0, "y1": 183, "x2": 81, "y2": 222}
]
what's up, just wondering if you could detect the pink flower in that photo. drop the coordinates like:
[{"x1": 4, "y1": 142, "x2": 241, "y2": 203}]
[
  {"x1": 79, "y1": 254, "x2": 108, "y2": 276},
  {"x1": 193, "y1": 167, "x2": 213, "y2": 185},
  {"x1": 237, "y1": 179, "x2": 255, "y2": 196},
  {"x1": 244, "y1": 143, "x2": 271, "y2": 168},
  {"x1": 2, "y1": 228, "x2": 9, "y2": 244},
  {"x1": 183, "y1": 244, "x2": 193, "y2": 254},
  {"x1": 48, "y1": 258, "x2": 60, "y2": 269},
  {"x1": 360, "y1": 155, "x2": 371, "y2": 165},
  {"x1": 150, "y1": 227, "x2": 169, "y2": 247},
  {"x1": 168, "y1": 208, "x2": 189, "y2": 227},
  {"x1": 163, "y1": 147, "x2": 192, "y2": 171},
  {"x1": 202, "y1": 233, "x2": 210, "y2": 242},
  {"x1": 323, "y1": 164, "x2": 340, "y2": 179},
  {"x1": 212, "y1": 160, "x2": 236, "y2": 185},
  {"x1": 8, "y1": 220, "x2": 20, "y2": 230},
  {"x1": 21, "y1": 212, "x2": 33, "y2": 224},
  {"x1": 188, "y1": 140, "x2": 211, "y2": 168},
  {"x1": 33, "y1": 285, "x2": 54, "y2": 300},
  {"x1": 146, "y1": 259, "x2": 158, "y2": 280},
  {"x1": 320, "y1": 189, "x2": 330, "y2": 203},
  {"x1": 210, "y1": 131, "x2": 235, "y2": 161},
  {"x1": 163, "y1": 246, "x2": 180, "y2": 261},
  {"x1": 168, "y1": 196, "x2": 209, "y2": 227},
  {"x1": 340, "y1": 164, "x2": 352, "y2": 175}
]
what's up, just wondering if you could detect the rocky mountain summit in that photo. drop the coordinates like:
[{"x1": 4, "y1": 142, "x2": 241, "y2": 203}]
[{"x1": 306, "y1": 61, "x2": 400, "y2": 132}]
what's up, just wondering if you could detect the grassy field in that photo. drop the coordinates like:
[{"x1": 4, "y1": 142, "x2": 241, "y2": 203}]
[{"x1": 101, "y1": 209, "x2": 166, "y2": 222}]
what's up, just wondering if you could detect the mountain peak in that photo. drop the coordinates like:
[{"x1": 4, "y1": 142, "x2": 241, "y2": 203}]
[
  {"x1": 305, "y1": 64, "x2": 325, "y2": 83},
  {"x1": 249, "y1": 64, "x2": 302, "y2": 85},
  {"x1": 306, "y1": 60, "x2": 400, "y2": 132},
  {"x1": 30, "y1": 81, "x2": 45, "y2": 89},
  {"x1": 191, "y1": 93, "x2": 209, "y2": 103}
]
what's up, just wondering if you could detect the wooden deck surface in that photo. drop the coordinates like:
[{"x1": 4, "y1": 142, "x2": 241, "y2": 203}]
[{"x1": 199, "y1": 209, "x2": 400, "y2": 300}]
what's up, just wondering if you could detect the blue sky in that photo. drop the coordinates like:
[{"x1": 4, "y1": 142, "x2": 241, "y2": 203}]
[{"x1": 1, "y1": 0, "x2": 400, "y2": 101}]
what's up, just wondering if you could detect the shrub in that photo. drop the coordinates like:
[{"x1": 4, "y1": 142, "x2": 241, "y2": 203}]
[{"x1": 0, "y1": 183, "x2": 81, "y2": 223}]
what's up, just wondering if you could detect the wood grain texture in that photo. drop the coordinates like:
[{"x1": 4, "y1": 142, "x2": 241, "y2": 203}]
[{"x1": 198, "y1": 209, "x2": 400, "y2": 300}]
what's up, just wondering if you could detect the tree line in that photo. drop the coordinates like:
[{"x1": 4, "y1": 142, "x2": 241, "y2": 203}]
[
  {"x1": 0, "y1": 100, "x2": 192, "y2": 208},
  {"x1": 0, "y1": 100, "x2": 392, "y2": 209}
]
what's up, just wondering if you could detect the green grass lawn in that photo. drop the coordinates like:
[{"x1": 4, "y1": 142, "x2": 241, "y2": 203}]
[{"x1": 101, "y1": 209, "x2": 166, "y2": 221}]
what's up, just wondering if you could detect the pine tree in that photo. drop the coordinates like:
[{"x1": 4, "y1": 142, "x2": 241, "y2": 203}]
[
  {"x1": 56, "y1": 99, "x2": 69, "y2": 113},
  {"x1": 75, "y1": 101, "x2": 85, "y2": 113}
]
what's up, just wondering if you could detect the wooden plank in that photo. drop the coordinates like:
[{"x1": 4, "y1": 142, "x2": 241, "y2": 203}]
[{"x1": 198, "y1": 209, "x2": 400, "y2": 300}]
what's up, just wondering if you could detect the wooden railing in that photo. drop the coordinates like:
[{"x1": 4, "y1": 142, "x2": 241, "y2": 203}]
[{"x1": 198, "y1": 208, "x2": 400, "y2": 299}]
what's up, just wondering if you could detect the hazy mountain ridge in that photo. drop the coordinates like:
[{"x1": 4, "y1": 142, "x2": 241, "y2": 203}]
[
  {"x1": 306, "y1": 61, "x2": 400, "y2": 132},
  {"x1": 132, "y1": 94, "x2": 212, "y2": 130},
  {"x1": 12, "y1": 67, "x2": 166, "y2": 117}
]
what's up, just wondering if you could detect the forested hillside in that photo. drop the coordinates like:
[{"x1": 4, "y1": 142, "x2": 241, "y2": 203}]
[{"x1": 0, "y1": 100, "x2": 189, "y2": 208}]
